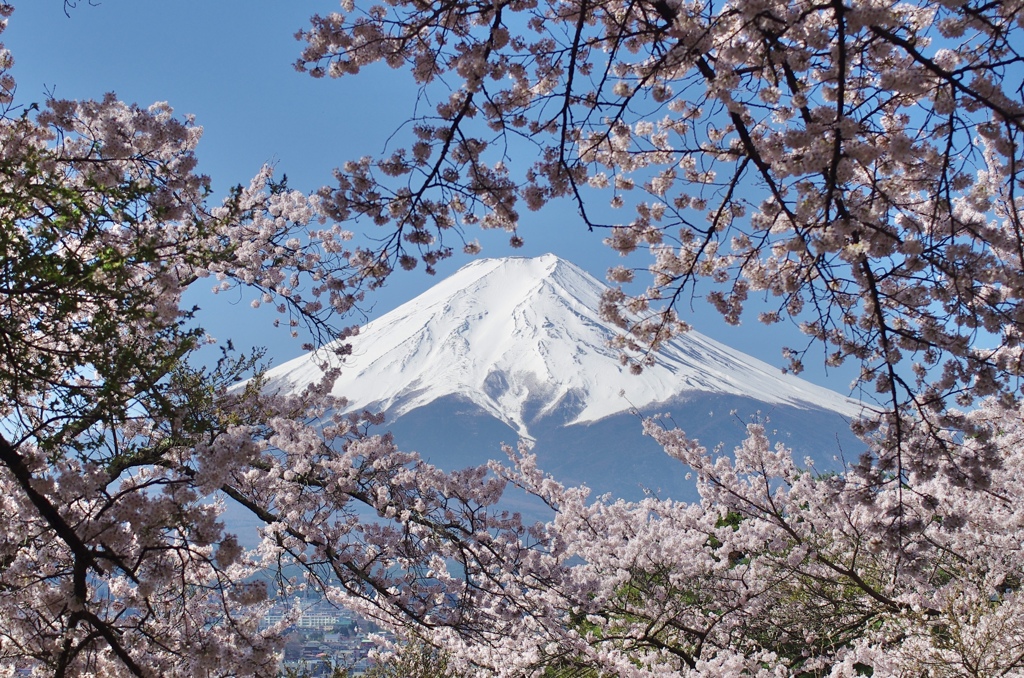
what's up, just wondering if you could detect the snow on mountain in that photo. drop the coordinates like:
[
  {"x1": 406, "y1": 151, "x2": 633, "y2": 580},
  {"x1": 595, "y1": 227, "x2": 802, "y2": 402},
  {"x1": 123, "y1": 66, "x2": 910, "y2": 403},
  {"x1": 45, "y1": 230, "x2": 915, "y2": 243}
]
[{"x1": 263, "y1": 254, "x2": 863, "y2": 439}]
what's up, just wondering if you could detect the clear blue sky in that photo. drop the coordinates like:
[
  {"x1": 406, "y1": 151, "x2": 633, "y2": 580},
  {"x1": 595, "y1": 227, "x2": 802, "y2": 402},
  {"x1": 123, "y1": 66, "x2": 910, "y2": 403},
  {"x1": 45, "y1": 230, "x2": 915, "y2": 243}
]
[{"x1": 5, "y1": 1, "x2": 858, "y2": 394}]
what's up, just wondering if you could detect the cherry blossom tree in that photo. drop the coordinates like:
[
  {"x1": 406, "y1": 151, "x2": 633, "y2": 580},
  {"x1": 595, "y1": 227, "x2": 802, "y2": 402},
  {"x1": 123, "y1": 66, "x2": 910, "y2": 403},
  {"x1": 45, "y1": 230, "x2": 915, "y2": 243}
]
[
  {"x1": 0, "y1": 7, "x2": 386, "y2": 672},
  {"x1": 8, "y1": 0, "x2": 1024, "y2": 674},
  {"x1": 347, "y1": 401, "x2": 1024, "y2": 676}
]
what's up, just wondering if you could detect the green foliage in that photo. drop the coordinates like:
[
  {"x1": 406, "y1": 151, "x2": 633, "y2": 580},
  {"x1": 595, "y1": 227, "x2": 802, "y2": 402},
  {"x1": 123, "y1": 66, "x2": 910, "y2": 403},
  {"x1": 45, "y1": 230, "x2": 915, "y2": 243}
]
[
  {"x1": 282, "y1": 664, "x2": 350, "y2": 678},
  {"x1": 361, "y1": 641, "x2": 453, "y2": 678}
]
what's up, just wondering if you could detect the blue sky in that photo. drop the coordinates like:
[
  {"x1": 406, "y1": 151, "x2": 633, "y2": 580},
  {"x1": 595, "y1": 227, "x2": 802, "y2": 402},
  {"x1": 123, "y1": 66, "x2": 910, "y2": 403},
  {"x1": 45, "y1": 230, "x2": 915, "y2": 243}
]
[{"x1": 5, "y1": 1, "x2": 858, "y2": 393}]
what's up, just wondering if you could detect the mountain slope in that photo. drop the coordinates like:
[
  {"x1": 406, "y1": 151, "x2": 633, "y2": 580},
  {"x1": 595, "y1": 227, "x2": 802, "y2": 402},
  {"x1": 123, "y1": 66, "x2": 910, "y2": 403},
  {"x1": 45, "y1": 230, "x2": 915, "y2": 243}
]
[{"x1": 264, "y1": 254, "x2": 862, "y2": 443}]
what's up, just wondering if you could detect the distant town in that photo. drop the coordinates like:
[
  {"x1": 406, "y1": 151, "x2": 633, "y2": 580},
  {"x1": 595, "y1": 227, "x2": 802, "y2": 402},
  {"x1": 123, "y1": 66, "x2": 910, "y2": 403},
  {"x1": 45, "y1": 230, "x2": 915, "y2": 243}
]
[{"x1": 261, "y1": 596, "x2": 389, "y2": 677}]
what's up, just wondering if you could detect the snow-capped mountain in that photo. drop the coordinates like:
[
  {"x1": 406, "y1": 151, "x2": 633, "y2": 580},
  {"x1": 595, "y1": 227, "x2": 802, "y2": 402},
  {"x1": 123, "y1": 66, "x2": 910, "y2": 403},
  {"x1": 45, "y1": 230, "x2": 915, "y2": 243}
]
[
  {"x1": 266, "y1": 254, "x2": 860, "y2": 431},
  {"x1": 263, "y1": 254, "x2": 865, "y2": 503}
]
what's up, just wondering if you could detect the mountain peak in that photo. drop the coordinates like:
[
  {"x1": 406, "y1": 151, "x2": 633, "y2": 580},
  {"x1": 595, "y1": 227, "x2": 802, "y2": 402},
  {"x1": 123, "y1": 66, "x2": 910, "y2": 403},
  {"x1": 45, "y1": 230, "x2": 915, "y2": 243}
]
[
  {"x1": 459, "y1": 252, "x2": 566, "y2": 274},
  {"x1": 263, "y1": 255, "x2": 861, "y2": 438},
  {"x1": 417, "y1": 254, "x2": 601, "y2": 312}
]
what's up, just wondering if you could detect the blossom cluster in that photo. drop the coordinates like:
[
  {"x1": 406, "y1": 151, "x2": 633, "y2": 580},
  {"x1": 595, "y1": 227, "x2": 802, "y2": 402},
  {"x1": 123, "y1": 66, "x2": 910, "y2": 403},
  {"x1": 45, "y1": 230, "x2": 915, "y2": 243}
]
[{"x1": 317, "y1": 401, "x2": 1024, "y2": 676}]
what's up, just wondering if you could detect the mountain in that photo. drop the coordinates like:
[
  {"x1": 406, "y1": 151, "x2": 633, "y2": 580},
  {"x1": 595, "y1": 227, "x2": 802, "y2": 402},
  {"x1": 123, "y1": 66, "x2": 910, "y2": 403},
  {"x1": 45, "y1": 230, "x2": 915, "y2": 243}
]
[{"x1": 262, "y1": 254, "x2": 865, "y2": 504}]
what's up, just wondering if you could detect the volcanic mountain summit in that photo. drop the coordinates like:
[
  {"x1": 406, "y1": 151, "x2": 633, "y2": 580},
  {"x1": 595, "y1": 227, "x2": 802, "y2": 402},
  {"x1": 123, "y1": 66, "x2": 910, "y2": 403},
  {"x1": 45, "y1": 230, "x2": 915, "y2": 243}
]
[{"x1": 263, "y1": 254, "x2": 864, "y2": 501}]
